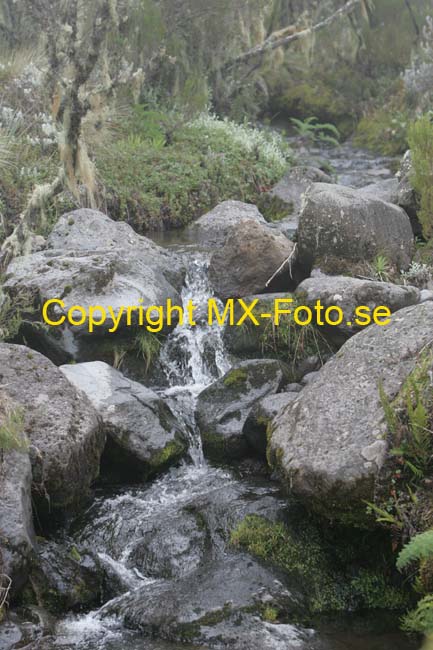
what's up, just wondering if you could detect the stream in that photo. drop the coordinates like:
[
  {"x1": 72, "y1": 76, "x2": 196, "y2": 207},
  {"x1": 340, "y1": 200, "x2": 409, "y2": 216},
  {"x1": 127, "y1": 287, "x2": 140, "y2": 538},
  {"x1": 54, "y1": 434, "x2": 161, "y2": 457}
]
[{"x1": 2, "y1": 144, "x2": 418, "y2": 650}]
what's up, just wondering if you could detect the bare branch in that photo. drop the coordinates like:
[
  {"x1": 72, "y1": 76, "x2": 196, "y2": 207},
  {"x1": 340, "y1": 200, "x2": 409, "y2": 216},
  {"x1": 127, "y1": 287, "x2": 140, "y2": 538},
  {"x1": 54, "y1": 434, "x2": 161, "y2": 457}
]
[{"x1": 223, "y1": 0, "x2": 363, "y2": 72}]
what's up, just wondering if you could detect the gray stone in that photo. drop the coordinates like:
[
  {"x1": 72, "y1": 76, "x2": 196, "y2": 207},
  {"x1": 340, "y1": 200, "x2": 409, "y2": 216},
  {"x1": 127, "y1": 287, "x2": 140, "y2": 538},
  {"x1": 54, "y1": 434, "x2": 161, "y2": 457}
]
[
  {"x1": 269, "y1": 301, "x2": 433, "y2": 520},
  {"x1": 296, "y1": 275, "x2": 420, "y2": 337},
  {"x1": 185, "y1": 200, "x2": 266, "y2": 249},
  {"x1": 0, "y1": 415, "x2": 35, "y2": 597},
  {"x1": 243, "y1": 392, "x2": 299, "y2": 456},
  {"x1": 297, "y1": 183, "x2": 414, "y2": 274},
  {"x1": 3, "y1": 209, "x2": 185, "y2": 358},
  {"x1": 266, "y1": 165, "x2": 332, "y2": 219},
  {"x1": 300, "y1": 371, "x2": 320, "y2": 386},
  {"x1": 209, "y1": 220, "x2": 296, "y2": 299},
  {"x1": 0, "y1": 343, "x2": 105, "y2": 517},
  {"x1": 196, "y1": 359, "x2": 289, "y2": 461},
  {"x1": 420, "y1": 289, "x2": 433, "y2": 302},
  {"x1": 357, "y1": 178, "x2": 398, "y2": 203},
  {"x1": 60, "y1": 361, "x2": 188, "y2": 479}
]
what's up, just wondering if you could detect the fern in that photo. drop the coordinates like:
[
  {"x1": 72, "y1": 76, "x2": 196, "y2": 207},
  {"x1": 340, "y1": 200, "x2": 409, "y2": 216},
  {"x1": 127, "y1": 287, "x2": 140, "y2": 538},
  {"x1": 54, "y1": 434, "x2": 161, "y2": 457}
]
[
  {"x1": 397, "y1": 530, "x2": 433, "y2": 571},
  {"x1": 401, "y1": 595, "x2": 433, "y2": 634}
]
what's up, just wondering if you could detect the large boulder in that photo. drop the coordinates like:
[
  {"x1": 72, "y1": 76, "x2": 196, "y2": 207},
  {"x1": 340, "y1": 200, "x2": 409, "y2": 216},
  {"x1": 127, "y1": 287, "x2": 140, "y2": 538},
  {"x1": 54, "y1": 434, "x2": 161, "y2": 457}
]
[
  {"x1": 396, "y1": 150, "x2": 422, "y2": 237},
  {"x1": 0, "y1": 344, "x2": 105, "y2": 518},
  {"x1": 297, "y1": 183, "x2": 414, "y2": 275},
  {"x1": 295, "y1": 275, "x2": 420, "y2": 338},
  {"x1": 3, "y1": 209, "x2": 185, "y2": 361},
  {"x1": 60, "y1": 361, "x2": 188, "y2": 479},
  {"x1": 185, "y1": 200, "x2": 266, "y2": 249},
  {"x1": 0, "y1": 392, "x2": 35, "y2": 597},
  {"x1": 259, "y1": 166, "x2": 332, "y2": 235},
  {"x1": 268, "y1": 301, "x2": 433, "y2": 522},
  {"x1": 357, "y1": 178, "x2": 399, "y2": 204},
  {"x1": 209, "y1": 220, "x2": 296, "y2": 300},
  {"x1": 196, "y1": 359, "x2": 289, "y2": 461}
]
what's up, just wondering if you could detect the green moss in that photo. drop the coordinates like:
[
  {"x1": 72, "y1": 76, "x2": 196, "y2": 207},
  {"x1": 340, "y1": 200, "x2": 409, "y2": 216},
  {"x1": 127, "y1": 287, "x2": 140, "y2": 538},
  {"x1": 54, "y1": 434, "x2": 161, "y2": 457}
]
[
  {"x1": 223, "y1": 368, "x2": 248, "y2": 388},
  {"x1": 262, "y1": 605, "x2": 279, "y2": 622},
  {"x1": 149, "y1": 437, "x2": 185, "y2": 470},
  {"x1": 230, "y1": 515, "x2": 408, "y2": 615}
]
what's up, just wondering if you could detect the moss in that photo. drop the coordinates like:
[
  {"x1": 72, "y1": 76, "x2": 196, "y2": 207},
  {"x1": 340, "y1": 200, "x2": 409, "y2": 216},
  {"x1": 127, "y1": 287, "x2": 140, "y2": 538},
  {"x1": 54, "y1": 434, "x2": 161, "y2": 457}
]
[
  {"x1": 223, "y1": 368, "x2": 248, "y2": 388},
  {"x1": 262, "y1": 605, "x2": 279, "y2": 622},
  {"x1": 230, "y1": 515, "x2": 409, "y2": 616},
  {"x1": 149, "y1": 437, "x2": 185, "y2": 470}
]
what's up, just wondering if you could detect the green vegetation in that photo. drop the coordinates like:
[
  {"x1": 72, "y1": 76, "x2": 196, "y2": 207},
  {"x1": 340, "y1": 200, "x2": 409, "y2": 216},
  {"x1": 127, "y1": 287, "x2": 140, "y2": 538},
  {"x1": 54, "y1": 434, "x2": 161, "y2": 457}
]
[
  {"x1": 230, "y1": 514, "x2": 407, "y2": 616},
  {"x1": 96, "y1": 110, "x2": 291, "y2": 233},
  {"x1": 408, "y1": 114, "x2": 433, "y2": 239},
  {"x1": 0, "y1": 405, "x2": 27, "y2": 459},
  {"x1": 223, "y1": 368, "x2": 248, "y2": 388},
  {"x1": 0, "y1": 289, "x2": 37, "y2": 341},
  {"x1": 134, "y1": 330, "x2": 162, "y2": 374},
  {"x1": 366, "y1": 352, "x2": 433, "y2": 638},
  {"x1": 369, "y1": 254, "x2": 392, "y2": 282},
  {"x1": 290, "y1": 116, "x2": 340, "y2": 148},
  {"x1": 354, "y1": 105, "x2": 409, "y2": 156},
  {"x1": 259, "y1": 298, "x2": 333, "y2": 372}
]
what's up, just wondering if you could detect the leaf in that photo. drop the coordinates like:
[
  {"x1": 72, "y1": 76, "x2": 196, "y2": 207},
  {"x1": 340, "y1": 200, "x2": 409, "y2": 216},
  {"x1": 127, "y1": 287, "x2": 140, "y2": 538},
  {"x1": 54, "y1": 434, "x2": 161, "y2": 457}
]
[{"x1": 397, "y1": 530, "x2": 433, "y2": 571}]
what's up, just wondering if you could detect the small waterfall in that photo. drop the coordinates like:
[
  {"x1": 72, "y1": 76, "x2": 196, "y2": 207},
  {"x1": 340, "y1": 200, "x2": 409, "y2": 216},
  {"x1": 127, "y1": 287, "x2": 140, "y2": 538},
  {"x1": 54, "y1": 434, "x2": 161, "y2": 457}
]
[{"x1": 159, "y1": 253, "x2": 230, "y2": 466}]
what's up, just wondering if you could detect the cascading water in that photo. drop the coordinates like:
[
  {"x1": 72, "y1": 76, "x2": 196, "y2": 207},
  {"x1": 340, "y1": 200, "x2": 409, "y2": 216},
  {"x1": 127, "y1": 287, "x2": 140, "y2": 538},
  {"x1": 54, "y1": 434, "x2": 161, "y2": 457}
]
[{"x1": 158, "y1": 253, "x2": 230, "y2": 467}]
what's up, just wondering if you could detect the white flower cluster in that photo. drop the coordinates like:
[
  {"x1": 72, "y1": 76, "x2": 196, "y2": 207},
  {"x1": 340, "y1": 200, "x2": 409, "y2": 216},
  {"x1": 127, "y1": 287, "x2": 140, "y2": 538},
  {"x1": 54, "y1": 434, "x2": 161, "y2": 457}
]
[
  {"x1": 401, "y1": 261, "x2": 433, "y2": 288},
  {"x1": 190, "y1": 113, "x2": 290, "y2": 170}
]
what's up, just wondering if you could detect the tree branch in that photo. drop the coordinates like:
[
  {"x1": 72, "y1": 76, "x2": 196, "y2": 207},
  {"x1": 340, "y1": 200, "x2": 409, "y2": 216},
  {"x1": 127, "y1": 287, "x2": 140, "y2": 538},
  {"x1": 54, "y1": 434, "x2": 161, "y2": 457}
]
[{"x1": 223, "y1": 0, "x2": 363, "y2": 72}]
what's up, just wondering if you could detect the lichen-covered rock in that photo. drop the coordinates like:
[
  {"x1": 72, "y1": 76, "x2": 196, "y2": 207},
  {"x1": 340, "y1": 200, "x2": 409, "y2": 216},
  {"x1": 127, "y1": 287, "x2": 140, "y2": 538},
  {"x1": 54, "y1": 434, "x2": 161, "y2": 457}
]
[
  {"x1": 30, "y1": 541, "x2": 103, "y2": 614},
  {"x1": 0, "y1": 343, "x2": 105, "y2": 518},
  {"x1": 60, "y1": 361, "x2": 188, "y2": 479},
  {"x1": 185, "y1": 200, "x2": 266, "y2": 249},
  {"x1": 260, "y1": 165, "x2": 332, "y2": 233},
  {"x1": 209, "y1": 220, "x2": 296, "y2": 299},
  {"x1": 295, "y1": 275, "x2": 420, "y2": 338},
  {"x1": 196, "y1": 359, "x2": 289, "y2": 461},
  {"x1": 0, "y1": 406, "x2": 35, "y2": 597},
  {"x1": 3, "y1": 209, "x2": 185, "y2": 361},
  {"x1": 268, "y1": 301, "x2": 433, "y2": 522},
  {"x1": 358, "y1": 178, "x2": 398, "y2": 204},
  {"x1": 297, "y1": 183, "x2": 414, "y2": 274}
]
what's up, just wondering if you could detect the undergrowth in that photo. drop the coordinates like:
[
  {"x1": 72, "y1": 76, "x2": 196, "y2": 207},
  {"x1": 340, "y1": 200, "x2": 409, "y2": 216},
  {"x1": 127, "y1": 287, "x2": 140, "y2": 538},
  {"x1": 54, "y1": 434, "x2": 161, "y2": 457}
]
[
  {"x1": 366, "y1": 350, "x2": 433, "y2": 637},
  {"x1": 408, "y1": 114, "x2": 433, "y2": 239},
  {"x1": 96, "y1": 109, "x2": 291, "y2": 232}
]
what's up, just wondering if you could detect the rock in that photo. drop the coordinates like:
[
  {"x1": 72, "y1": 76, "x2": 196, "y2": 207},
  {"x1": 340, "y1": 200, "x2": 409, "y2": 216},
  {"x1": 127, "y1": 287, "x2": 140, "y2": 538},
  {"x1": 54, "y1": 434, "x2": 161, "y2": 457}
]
[
  {"x1": 268, "y1": 301, "x2": 433, "y2": 522},
  {"x1": 297, "y1": 183, "x2": 414, "y2": 275},
  {"x1": 60, "y1": 361, "x2": 188, "y2": 480},
  {"x1": 185, "y1": 200, "x2": 266, "y2": 249},
  {"x1": 3, "y1": 209, "x2": 185, "y2": 361},
  {"x1": 243, "y1": 393, "x2": 299, "y2": 456},
  {"x1": 396, "y1": 150, "x2": 422, "y2": 237},
  {"x1": 259, "y1": 166, "x2": 332, "y2": 236},
  {"x1": 420, "y1": 289, "x2": 433, "y2": 302},
  {"x1": 357, "y1": 178, "x2": 398, "y2": 203},
  {"x1": 105, "y1": 554, "x2": 302, "y2": 646},
  {"x1": 295, "y1": 275, "x2": 420, "y2": 338},
  {"x1": 222, "y1": 294, "x2": 332, "y2": 378},
  {"x1": 0, "y1": 344, "x2": 105, "y2": 518},
  {"x1": 30, "y1": 541, "x2": 103, "y2": 614},
  {"x1": 300, "y1": 371, "x2": 320, "y2": 386},
  {"x1": 0, "y1": 393, "x2": 35, "y2": 596},
  {"x1": 196, "y1": 359, "x2": 289, "y2": 461},
  {"x1": 209, "y1": 220, "x2": 296, "y2": 300}
]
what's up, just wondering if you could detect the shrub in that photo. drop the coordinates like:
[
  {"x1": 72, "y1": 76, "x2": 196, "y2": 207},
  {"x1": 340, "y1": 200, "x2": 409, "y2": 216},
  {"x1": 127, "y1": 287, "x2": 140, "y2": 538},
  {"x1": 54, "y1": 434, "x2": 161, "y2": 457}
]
[
  {"x1": 0, "y1": 404, "x2": 27, "y2": 460},
  {"x1": 408, "y1": 114, "x2": 433, "y2": 239}
]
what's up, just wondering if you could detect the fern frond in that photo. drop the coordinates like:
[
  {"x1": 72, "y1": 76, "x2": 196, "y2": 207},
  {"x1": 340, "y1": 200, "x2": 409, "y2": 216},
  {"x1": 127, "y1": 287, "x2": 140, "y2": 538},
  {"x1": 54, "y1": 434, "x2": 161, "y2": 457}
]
[{"x1": 397, "y1": 530, "x2": 433, "y2": 571}]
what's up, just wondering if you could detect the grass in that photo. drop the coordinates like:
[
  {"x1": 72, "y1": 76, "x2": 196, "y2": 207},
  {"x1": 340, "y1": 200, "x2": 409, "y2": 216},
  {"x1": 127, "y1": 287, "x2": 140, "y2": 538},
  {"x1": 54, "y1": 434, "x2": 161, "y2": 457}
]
[
  {"x1": 0, "y1": 404, "x2": 27, "y2": 459},
  {"x1": 96, "y1": 109, "x2": 291, "y2": 232},
  {"x1": 408, "y1": 114, "x2": 433, "y2": 239}
]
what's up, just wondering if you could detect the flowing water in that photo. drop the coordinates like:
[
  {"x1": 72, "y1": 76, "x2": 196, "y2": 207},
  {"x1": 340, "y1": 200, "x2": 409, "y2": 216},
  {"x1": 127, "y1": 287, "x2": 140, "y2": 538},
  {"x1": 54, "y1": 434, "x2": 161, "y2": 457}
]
[{"x1": 4, "y1": 144, "x2": 417, "y2": 650}]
